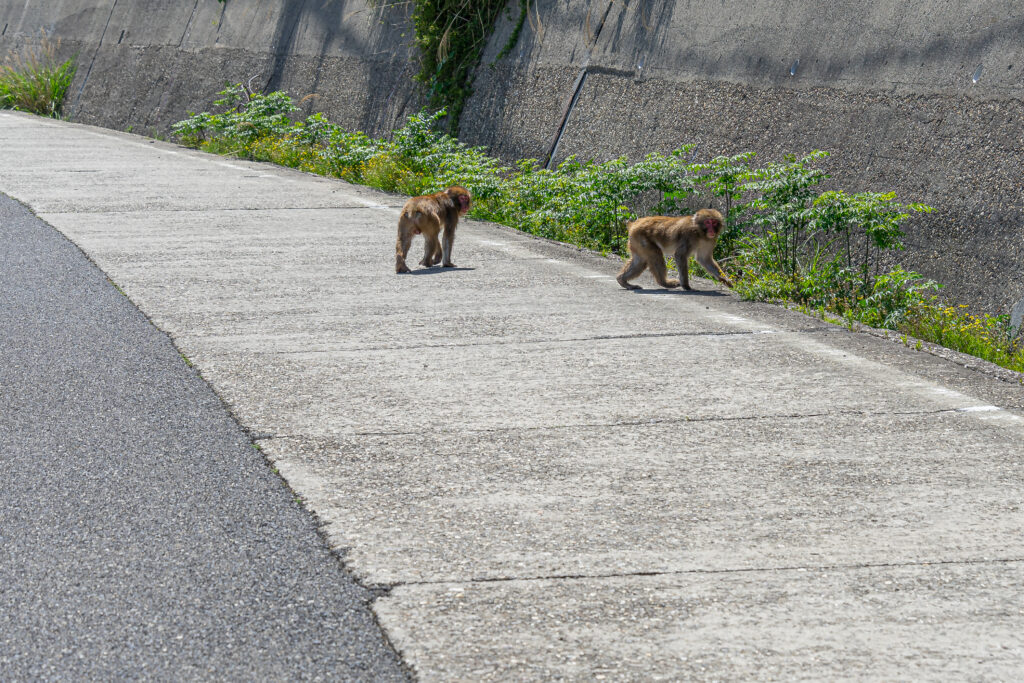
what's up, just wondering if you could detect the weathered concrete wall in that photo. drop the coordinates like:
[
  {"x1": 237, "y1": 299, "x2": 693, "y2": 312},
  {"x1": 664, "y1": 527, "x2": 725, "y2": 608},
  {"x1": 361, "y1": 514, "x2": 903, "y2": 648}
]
[
  {"x1": 1, "y1": 0, "x2": 1022, "y2": 313},
  {"x1": 463, "y1": 0, "x2": 1024, "y2": 313},
  {"x1": 0, "y1": 0, "x2": 423, "y2": 137}
]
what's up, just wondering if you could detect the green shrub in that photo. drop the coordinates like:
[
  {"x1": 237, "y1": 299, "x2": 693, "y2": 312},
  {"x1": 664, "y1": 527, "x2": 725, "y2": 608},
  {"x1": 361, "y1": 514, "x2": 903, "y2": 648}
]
[
  {"x1": 0, "y1": 37, "x2": 76, "y2": 117},
  {"x1": 172, "y1": 84, "x2": 297, "y2": 152},
  {"x1": 733, "y1": 153, "x2": 937, "y2": 330}
]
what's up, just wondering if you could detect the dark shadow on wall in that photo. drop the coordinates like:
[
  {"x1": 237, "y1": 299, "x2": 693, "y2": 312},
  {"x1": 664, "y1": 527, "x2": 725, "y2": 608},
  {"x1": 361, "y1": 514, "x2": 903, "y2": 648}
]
[
  {"x1": 264, "y1": 0, "x2": 308, "y2": 94},
  {"x1": 483, "y1": 0, "x2": 1021, "y2": 89},
  {"x1": 258, "y1": 0, "x2": 420, "y2": 135},
  {"x1": 600, "y1": 3, "x2": 1023, "y2": 85},
  {"x1": 604, "y1": 0, "x2": 675, "y2": 57},
  {"x1": 353, "y1": 1, "x2": 422, "y2": 136}
]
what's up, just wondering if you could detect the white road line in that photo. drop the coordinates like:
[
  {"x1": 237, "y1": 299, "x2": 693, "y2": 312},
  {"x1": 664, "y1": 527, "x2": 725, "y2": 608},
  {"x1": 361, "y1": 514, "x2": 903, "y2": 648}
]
[{"x1": 958, "y1": 405, "x2": 1001, "y2": 413}]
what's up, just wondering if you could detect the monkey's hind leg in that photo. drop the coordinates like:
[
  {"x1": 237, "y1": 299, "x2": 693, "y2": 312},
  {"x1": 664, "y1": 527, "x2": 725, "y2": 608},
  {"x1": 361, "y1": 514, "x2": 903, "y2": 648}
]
[
  {"x1": 616, "y1": 254, "x2": 648, "y2": 290},
  {"x1": 396, "y1": 229, "x2": 414, "y2": 274},
  {"x1": 441, "y1": 223, "x2": 457, "y2": 268},
  {"x1": 420, "y1": 234, "x2": 442, "y2": 267},
  {"x1": 648, "y1": 253, "x2": 680, "y2": 289}
]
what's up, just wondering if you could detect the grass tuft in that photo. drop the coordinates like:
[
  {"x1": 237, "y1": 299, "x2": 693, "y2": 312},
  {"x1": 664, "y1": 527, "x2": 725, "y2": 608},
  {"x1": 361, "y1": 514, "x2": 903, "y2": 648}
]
[
  {"x1": 902, "y1": 305, "x2": 1024, "y2": 372},
  {"x1": 0, "y1": 35, "x2": 77, "y2": 118}
]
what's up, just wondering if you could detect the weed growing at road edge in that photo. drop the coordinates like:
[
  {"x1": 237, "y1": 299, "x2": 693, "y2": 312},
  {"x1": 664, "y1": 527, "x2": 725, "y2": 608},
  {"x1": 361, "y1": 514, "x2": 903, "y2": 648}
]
[
  {"x1": 902, "y1": 305, "x2": 1024, "y2": 372},
  {"x1": 0, "y1": 35, "x2": 76, "y2": 118}
]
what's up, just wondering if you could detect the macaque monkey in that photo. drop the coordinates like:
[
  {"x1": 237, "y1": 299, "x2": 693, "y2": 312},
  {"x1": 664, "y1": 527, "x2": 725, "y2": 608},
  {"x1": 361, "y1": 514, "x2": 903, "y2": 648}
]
[
  {"x1": 616, "y1": 208, "x2": 735, "y2": 290},
  {"x1": 395, "y1": 186, "x2": 472, "y2": 273}
]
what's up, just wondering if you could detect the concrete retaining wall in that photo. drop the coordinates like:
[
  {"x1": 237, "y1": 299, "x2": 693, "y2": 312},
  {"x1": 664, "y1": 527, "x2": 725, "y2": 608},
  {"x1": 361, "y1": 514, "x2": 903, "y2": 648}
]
[
  {"x1": 2, "y1": 0, "x2": 1022, "y2": 313},
  {"x1": 0, "y1": 0, "x2": 423, "y2": 136}
]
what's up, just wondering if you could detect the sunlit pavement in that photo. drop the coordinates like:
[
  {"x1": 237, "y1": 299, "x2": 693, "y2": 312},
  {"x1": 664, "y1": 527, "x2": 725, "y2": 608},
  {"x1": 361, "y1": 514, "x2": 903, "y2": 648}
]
[{"x1": 3, "y1": 111, "x2": 1023, "y2": 680}]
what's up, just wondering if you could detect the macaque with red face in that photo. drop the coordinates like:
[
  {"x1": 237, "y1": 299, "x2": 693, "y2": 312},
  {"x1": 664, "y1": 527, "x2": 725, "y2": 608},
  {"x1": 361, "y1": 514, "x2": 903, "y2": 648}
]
[
  {"x1": 395, "y1": 186, "x2": 472, "y2": 273},
  {"x1": 616, "y1": 208, "x2": 734, "y2": 290}
]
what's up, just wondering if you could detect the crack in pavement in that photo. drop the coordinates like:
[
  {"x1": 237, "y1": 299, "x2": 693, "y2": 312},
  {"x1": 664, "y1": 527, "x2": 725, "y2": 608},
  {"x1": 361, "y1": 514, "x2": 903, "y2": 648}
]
[
  {"x1": 390, "y1": 556, "x2": 1024, "y2": 589},
  {"x1": 340, "y1": 406, "x2": 979, "y2": 438},
  {"x1": 250, "y1": 404, "x2": 1014, "y2": 442},
  {"x1": 196, "y1": 329, "x2": 794, "y2": 357}
]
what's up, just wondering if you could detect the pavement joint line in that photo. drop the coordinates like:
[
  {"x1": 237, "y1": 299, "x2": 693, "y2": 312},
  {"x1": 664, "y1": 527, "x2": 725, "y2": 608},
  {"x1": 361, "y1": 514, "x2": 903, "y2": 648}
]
[
  {"x1": 344, "y1": 407, "x2": 970, "y2": 438},
  {"x1": 197, "y1": 329, "x2": 788, "y2": 357},
  {"x1": 391, "y1": 556, "x2": 1024, "y2": 589}
]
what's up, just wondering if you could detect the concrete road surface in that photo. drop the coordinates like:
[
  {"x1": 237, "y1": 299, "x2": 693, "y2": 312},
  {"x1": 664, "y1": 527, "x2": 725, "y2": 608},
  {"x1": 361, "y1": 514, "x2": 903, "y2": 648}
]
[{"x1": 2, "y1": 111, "x2": 1023, "y2": 680}]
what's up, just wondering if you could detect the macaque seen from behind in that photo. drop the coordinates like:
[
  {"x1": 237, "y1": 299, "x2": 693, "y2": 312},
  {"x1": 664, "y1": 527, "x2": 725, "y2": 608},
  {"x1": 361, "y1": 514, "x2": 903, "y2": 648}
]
[
  {"x1": 617, "y1": 208, "x2": 734, "y2": 291},
  {"x1": 395, "y1": 186, "x2": 472, "y2": 273}
]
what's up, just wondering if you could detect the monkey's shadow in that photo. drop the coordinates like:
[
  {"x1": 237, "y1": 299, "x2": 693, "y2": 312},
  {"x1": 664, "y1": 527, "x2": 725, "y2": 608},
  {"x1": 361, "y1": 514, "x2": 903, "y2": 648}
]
[
  {"x1": 630, "y1": 288, "x2": 728, "y2": 297},
  {"x1": 403, "y1": 266, "x2": 476, "y2": 275}
]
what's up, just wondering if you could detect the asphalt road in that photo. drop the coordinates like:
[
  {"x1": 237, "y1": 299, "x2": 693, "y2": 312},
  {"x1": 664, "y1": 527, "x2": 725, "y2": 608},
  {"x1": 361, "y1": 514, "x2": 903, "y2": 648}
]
[
  {"x1": 2, "y1": 111, "x2": 1024, "y2": 680},
  {"x1": 0, "y1": 193, "x2": 407, "y2": 679}
]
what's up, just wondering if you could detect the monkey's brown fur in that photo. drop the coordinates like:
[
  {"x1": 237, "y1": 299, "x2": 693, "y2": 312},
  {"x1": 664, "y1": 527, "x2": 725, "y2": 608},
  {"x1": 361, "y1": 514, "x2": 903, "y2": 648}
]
[
  {"x1": 395, "y1": 186, "x2": 472, "y2": 273},
  {"x1": 617, "y1": 208, "x2": 735, "y2": 290}
]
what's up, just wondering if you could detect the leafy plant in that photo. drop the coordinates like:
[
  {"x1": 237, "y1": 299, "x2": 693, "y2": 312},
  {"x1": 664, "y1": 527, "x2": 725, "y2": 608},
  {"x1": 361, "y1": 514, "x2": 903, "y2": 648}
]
[
  {"x1": 732, "y1": 152, "x2": 937, "y2": 330},
  {"x1": 689, "y1": 152, "x2": 756, "y2": 255},
  {"x1": 171, "y1": 83, "x2": 297, "y2": 151},
  {"x1": 743, "y1": 151, "x2": 829, "y2": 277},
  {"x1": 857, "y1": 267, "x2": 940, "y2": 328},
  {"x1": 813, "y1": 190, "x2": 933, "y2": 294},
  {"x1": 0, "y1": 36, "x2": 76, "y2": 117}
]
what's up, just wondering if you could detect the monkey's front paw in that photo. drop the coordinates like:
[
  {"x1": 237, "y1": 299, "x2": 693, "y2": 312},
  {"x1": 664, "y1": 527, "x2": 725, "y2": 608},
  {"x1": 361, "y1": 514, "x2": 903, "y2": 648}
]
[
  {"x1": 441, "y1": 262, "x2": 456, "y2": 268},
  {"x1": 396, "y1": 264, "x2": 411, "y2": 274}
]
